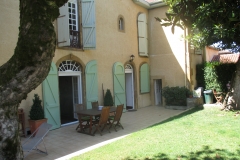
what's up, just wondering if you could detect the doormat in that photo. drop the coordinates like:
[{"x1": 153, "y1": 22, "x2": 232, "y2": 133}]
[{"x1": 128, "y1": 109, "x2": 137, "y2": 112}]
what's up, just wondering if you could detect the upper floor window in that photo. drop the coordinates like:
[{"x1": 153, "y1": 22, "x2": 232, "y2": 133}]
[
  {"x1": 137, "y1": 13, "x2": 148, "y2": 56},
  {"x1": 57, "y1": 0, "x2": 96, "y2": 50},
  {"x1": 118, "y1": 15, "x2": 125, "y2": 32}
]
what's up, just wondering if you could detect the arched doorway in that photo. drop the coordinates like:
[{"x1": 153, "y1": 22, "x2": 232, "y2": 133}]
[
  {"x1": 125, "y1": 64, "x2": 134, "y2": 110},
  {"x1": 58, "y1": 60, "x2": 83, "y2": 125}
]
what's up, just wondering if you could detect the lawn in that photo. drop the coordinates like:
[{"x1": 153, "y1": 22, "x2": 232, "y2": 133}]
[{"x1": 71, "y1": 106, "x2": 240, "y2": 160}]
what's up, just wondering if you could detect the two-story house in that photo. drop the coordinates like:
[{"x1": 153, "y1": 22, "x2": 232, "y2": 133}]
[{"x1": 0, "y1": 0, "x2": 202, "y2": 131}]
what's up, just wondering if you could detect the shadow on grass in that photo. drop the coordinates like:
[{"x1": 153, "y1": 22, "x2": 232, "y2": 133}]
[
  {"x1": 124, "y1": 145, "x2": 240, "y2": 160},
  {"x1": 148, "y1": 106, "x2": 204, "y2": 129}
]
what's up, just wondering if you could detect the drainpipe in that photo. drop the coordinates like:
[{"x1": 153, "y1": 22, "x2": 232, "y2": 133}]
[{"x1": 184, "y1": 27, "x2": 187, "y2": 88}]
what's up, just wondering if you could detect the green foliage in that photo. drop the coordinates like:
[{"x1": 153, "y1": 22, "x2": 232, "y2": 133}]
[
  {"x1": 104, "y1": 89, "x2": 114, "y2": 106},
  {"x1": 204, "y1": 62, "x2": 236, "y2": 92},
  {"x1": 156, "y1": 1, "x2": 240, "y2": 52},
  {"x1": 29, "y1": 94, "x2": 44, "y2": 120},
  {"x1": 162, "y1": 86, "x2": 190, "y2": 106}
]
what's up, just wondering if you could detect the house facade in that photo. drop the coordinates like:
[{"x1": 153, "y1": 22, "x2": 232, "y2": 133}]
[{"x1": 0, "y1": 0, "x2": 201, "y2": 131}]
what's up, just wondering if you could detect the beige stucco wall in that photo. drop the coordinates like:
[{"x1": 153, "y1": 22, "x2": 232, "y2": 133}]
[
  {"x1": 0, "y1": 0, "x2": 153, "y2": 128},
  {"x1": 0, "y1": 0, "x2": 19, "y2": 66},
  {"x1": 205, "y1": 46, "x2": 219, "y2": 62},
  {"x1": 148, "y1": 6, "x2": 187, "y2": 105}
]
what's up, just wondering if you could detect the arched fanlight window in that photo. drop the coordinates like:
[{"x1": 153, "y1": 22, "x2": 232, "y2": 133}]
[
  {"x1": 125, "y1": 64, "x2": 133, "y2": 73},
  {"x1": 58, "y1": 60, "x2": 81, "y2": 72},
  {"x1": 125, "y1": 64, "x2": 133, "y2": 69}
]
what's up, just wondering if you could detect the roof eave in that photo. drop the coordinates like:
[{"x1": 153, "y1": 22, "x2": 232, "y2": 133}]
[{"x1": 132, "y1": 0, "x2": 167, "y2": 9}]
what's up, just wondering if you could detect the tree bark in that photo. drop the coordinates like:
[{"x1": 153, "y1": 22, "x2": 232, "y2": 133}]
[
  {"x1": 232, "y1": 62, "x2": 240, "y2": 110},
  {"x1": 0, "y1": 0, "x2": 68, "y2": 159}
]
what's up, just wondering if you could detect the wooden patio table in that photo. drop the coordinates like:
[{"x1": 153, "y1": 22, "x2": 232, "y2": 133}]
[{"x1": 76, "y1": 107, "x2": 116, "y2": 136}]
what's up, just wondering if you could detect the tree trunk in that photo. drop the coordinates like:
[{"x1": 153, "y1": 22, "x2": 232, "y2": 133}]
[
  {"x1": 232, "y1": 62, "x2": 240, "y2": 110},
  {"x1": 0, "y1": 0, "x2": 68, "y2": 159}
]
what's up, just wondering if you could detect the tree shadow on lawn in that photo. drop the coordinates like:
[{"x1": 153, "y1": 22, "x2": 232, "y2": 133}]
[
  {"x1": 148, "y1": 106, "x2": 204, "y2": 129},
  {"x1": 124, "y1": 145, "x2": 240, "y2": 160}
]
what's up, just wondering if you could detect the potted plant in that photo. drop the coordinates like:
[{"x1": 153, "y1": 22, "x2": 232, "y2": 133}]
[
  {"x1": 28, "y1": 94, "x2": 47, "y2": 134},
  {"x1": 104, "y1": 89, "x2": 114, "y2": 106}
]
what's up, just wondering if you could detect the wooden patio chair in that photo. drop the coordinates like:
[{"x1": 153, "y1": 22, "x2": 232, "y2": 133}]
[
  {"x1": 22, "y1": 122, "x2": 52, "y2": 158},
  {"x1": 109, "y1": 104, "x2": 124, "y2": 131},
  {"x1": 75, "y1": 104, "x2": 91, "y2": 131},
  {"x1": 93, "y1": 107, "x2": 111, "y2": 136},
  {"x1": 91, "y1": 101, "x2": 100, "y2": 120}
]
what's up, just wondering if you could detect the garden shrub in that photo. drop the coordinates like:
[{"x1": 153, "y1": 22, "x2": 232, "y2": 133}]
[
  {"x1": 104, "y1": 89, "x2": 114, "y2": 106},
  {"x1": 204, "y1": 62, "x2": 236, "y2": 92},
  {"x1": 162, "y1": 86, "x2": 190, "y2": 106}
]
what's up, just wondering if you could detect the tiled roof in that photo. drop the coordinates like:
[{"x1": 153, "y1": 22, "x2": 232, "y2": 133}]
[
  {"x1": 144, "y1": 0, "x2": 162, "y2": 3},
  {"x1": 211, "y1": 54, "x2": 240, "y2": 63}
]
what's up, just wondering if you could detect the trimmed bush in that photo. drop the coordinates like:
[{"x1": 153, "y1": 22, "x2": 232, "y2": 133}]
[
  {"x1": 162, "y1": 86, "x2": 190, "y2": 106},
  {"x1": 104, "y1": 89, "x2": 114, "y2": 106},
  {"x1": 29, "y1": 94, "x2": 45, "y2": 120}
]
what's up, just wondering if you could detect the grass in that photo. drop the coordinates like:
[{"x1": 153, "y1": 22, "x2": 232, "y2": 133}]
[{"x1": 71, "y1": 106, "x2": 240, "y2": 160}]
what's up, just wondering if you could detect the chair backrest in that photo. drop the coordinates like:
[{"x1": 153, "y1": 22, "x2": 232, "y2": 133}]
[
  {"x1": 75, "y1": 104, "x2": 84, "y2": 112},
  {"x1": 91, "y1": 101, "x2": 99, "y2": 109},
  {"x1": 35, "y1": 123, "x2": 52, "y2": 138},
  {"x1": 98, "y1": 107, "x2": 110, "y2": 125},
  {"x1": 114, "y1": 104, "x2": 124, "y2": 121}
]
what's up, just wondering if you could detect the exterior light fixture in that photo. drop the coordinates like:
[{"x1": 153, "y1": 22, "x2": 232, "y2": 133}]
[{"x1": 129, "y1": 54, "x2": 135, "y2": 62}]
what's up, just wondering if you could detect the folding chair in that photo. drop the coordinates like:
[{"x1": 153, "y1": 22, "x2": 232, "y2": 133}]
[
  {"x1": 22, "y1": 122, "x2": 52, "y2": 158},
  {"x1": 93, "y1": 107, "x2": 111, "y2": 136},
  {"x1": 109, "y1": 104, "x2": 124, "y2": 131}
]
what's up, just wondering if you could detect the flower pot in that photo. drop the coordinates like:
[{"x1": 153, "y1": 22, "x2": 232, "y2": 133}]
[{"x1": 28, "y1": 118, "x2": 48, "y2": 135}]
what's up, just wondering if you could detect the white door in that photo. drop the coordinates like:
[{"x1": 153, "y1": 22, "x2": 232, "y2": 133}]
[
  {"x1": 125, "y1": 64, "x2": 134, "y2": 110},
  {"x1": 155, "y1": 79, "x2": 162, "y2": 105}
]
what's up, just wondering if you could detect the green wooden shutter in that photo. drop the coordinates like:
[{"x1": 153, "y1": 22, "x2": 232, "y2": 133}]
[
  {"x1": 57, "y1": 2, "x2": 70, "y2": 47},
  {"x1": 113, "y1": 62, "x2": 126, "y2": 112},
  {"x1": 140, "y1": 63, "x2": 150, "y2": 93},
  {"x1": 138, "y1": 13, "x2": 148, "y2": 56},
  {"x1": 42, "y1": 62, "x2": 61, "y2": 130},
  {"x1": 85, "y1": 60, "x2": 98, "y2": 109},
  {"x1": 81, "y1": 0, "x2": 96, "y2": 50}
]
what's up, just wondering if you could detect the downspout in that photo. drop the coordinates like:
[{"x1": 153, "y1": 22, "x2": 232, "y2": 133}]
[
  {"x1": 184, "y1": 27, "x2": 189, "y2": 89},
  {"x1": 184, "y1": 27, "x2": 187, "y2": 87}
]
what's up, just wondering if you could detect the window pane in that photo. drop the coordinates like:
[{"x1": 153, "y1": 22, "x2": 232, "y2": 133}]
[
  {"x1": 72, "y1": 15, "x2": 76, "y2": 19},
  {"x1": 73, "y1": 20, "x2": 76, "y2": 25},
  {"x1": 119, "y1": 18, "x2": 124, "y2": 30},
  {"x1": 69, "y1": 19, "x2": 72, "y2": 24},
  {"x1": 72, "y1": 4, "x2": 75, "y2": 8},
  {"x1": 68, "y1": 3, "x2": 71, "y2": 7},
  {"x1": 73, "y1": 26, "x2": 76, "y2": 30}
]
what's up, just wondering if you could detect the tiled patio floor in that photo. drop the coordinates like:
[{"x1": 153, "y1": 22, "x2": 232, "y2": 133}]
[{"x1": 22, "y1": 106, "x2": 186, "y2": 160}]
